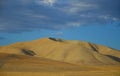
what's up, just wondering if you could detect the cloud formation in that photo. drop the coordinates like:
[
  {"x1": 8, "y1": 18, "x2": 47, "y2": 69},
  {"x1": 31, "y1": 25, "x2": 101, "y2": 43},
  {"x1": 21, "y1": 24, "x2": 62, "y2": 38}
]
[
  {"x1": 36, "y1": 0, "x2": 57, "y2": 6},
  {"x1": 0, "y1": 0, "x2": 120, "y2": 33}
]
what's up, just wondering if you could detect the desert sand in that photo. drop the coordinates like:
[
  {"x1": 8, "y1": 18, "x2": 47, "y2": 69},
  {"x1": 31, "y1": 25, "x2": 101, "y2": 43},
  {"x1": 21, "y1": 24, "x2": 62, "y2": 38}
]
[{"x1": 0, "y1": 38, "x2": 120, "y2": 76}]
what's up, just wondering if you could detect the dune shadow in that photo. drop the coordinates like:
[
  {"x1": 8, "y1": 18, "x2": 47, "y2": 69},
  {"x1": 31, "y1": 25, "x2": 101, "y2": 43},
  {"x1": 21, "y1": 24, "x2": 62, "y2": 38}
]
[
  {"x1": 21, "y1": 49, "x2": 36, "y2": 56},
  {"x1": 106, "y1": 55, "x2": 120, "y2": 62},
  {"x1": 48, "y1": 37, "x2": 63, "y2": 42},
  {"x1": 88, "y1": 43, "x2": 98, "y2": 52}
]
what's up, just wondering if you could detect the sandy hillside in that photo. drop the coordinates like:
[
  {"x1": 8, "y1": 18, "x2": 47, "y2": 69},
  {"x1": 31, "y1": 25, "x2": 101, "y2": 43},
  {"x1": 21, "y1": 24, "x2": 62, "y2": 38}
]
[
  {"x1": 0, "y1": 53, "x2": 120, "y2": 76},
  {"x1": 0, "y1": 38, "x2": 120, "y2": 65},
  {"x1": 0, "y1": 38, "x2": 120, "y2": 76}
]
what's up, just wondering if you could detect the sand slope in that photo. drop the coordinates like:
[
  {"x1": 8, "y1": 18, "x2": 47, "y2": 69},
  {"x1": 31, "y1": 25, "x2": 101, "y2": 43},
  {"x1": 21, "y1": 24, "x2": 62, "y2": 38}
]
[
  {"x1": 0, "y1": 38, "x2": 120, "y2": 65},
  {"x1": 0, "y1": 53, "x2": 120, "y2": 76},
  {"x1": 0, "y1": 38, "x2": 120, "y2": 76}
]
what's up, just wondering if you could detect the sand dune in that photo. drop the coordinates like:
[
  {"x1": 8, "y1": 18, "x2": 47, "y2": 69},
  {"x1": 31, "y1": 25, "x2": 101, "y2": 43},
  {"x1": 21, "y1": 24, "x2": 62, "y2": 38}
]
[
  {"x1": 0, "y1": 38, "x2": 120, "y2": 65},
  {"x1": 0, "y1": 38, "x2": 120, "y2": 76}
]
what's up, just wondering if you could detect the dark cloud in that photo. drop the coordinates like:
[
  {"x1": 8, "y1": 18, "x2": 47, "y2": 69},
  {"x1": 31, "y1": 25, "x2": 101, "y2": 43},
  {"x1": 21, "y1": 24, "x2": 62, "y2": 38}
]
[{"x1": 0, "y1": 0, "x2": 120, "y2": 33}]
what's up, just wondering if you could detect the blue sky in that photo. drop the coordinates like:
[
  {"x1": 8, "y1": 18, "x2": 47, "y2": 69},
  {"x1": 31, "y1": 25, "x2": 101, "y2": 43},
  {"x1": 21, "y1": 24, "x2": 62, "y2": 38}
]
[{"x1": 0, "y1": 0, "x2": 120, "y2": 50}]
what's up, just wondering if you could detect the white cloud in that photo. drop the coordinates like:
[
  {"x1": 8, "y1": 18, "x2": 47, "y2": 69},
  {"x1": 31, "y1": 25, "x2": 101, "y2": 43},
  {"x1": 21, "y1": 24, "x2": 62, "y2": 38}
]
[
  {"x1": 57, "y1": 2, "x2": 96, "y2": 14},
  {"x1": 67, "y1": 22, "x2": 81, "y2": 27},
  {"x1": 66, "y1": 7, "x2": 79, "y2": 14},
  {"x1": 25, "y1": 13, "x2": 50, "y2": 19},
  {"x1": 35, "y1": 0, "x2": 57, "y2": 6},
  {"x1": 112, "y1": 17, "x2": 119, "y2": 21}
]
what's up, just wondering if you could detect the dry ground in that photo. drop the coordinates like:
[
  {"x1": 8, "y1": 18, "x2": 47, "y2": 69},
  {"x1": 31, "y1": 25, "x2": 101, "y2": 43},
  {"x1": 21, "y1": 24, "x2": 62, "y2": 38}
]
[{"x1": 0, "y1": 53, "x2": 120, "y2": 76}]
